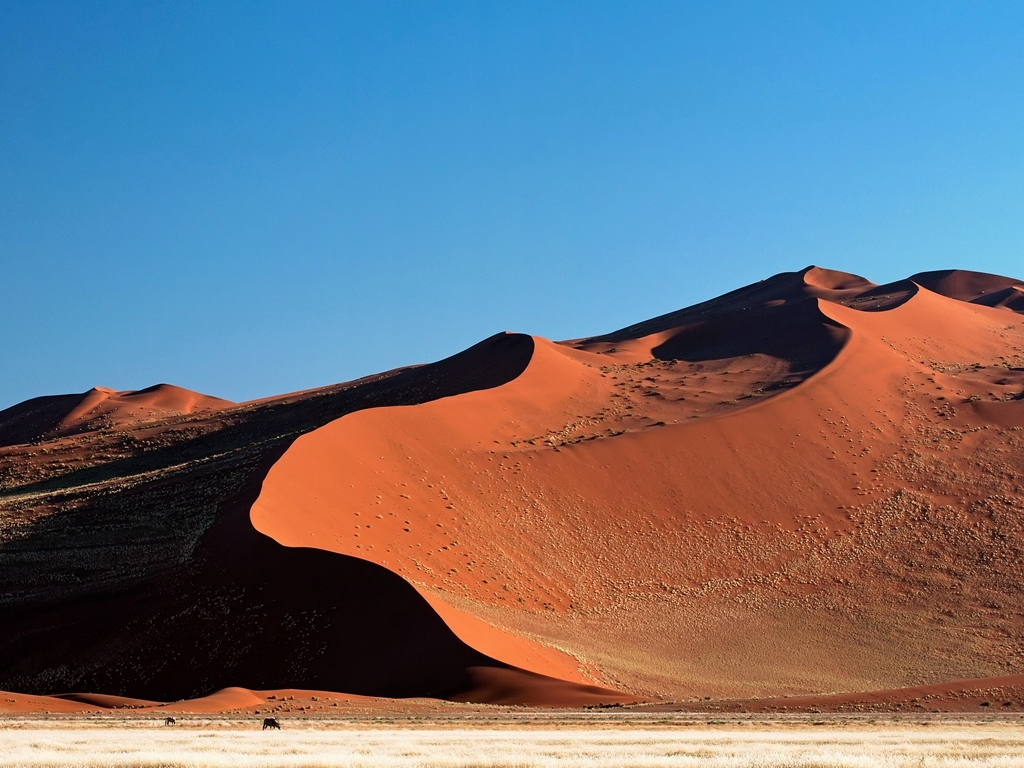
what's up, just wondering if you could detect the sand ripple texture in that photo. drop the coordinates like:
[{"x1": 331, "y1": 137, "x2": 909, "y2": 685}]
[{"x1": 3, "y1": 726, "x2": 1024, "y2": 767}]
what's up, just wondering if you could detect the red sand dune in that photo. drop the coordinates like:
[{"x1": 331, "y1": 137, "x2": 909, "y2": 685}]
[
  {"x1": 251, "y1": 266, "x2": 1024, "y2": 699},
  {"x1": 2, "y1": 266, "x2": 1023, "y2": 710},
  {"x1": 0, "y1": 383, "x2": 232, "y2": 447}
]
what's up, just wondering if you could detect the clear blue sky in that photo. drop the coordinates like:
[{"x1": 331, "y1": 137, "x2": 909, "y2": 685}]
[{"x1": 2, "y1": 2, "x2": 1022, "y2": 408}]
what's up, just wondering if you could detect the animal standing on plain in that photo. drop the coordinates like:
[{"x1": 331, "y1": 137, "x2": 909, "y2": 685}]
[
  {"x1": 164, "y1": 717, "x2": 175, "y2": 726},
  {"x1": 262, "y1": 717, "x2": 281, "y2": 730}
]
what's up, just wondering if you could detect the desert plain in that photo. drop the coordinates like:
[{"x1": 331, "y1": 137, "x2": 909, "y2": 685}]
[
  {"x1": 6, "y1": 716, "x2": 1024, "y2": 768},
  {"x1": 2, "y1": 266, "x2": 1024, "y2": 763}
]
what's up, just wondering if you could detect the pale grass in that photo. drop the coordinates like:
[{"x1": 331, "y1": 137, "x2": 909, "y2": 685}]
[{"x1": 3, "y1": 724, "x2": 1024, "y2": 767}]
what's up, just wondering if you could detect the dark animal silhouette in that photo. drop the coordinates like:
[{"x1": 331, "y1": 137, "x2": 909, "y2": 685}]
[
  {"x1": 164, "y1": 717, "x2": 175, "y2": 725},
  {"x1": 262, "y1": 717, "x2": 281, "y2": 730}
]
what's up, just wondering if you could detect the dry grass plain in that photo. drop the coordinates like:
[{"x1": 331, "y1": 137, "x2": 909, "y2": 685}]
[{"x1": 4, "y1": 717, "x2": 1024, "y2": 767}]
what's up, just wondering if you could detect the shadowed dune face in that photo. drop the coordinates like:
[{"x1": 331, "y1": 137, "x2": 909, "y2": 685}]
[
  {"x1": 0, "y1": 453, "x2": 575, "y2": 703},
  {"x1": 907, "y1": 269, "x2": 1024, "y2": 313},
  {"x1": 2, "y1": 267, "x2": 1024, "y2": 707},
  {"x1": 577, "y1": 266, "x2": 865, "y2": 348},
  {"x1": 649, "y1": 299, "x2": 848, "y2": 372},
  {"x1": 0, "y1": 475, "x2": 491, "y2": 700},
  {"x1": 909, "y1": 269, "x2": 1024, "y2": 303}
]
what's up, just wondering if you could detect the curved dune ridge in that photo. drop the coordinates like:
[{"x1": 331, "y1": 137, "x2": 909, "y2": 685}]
[
  {"x1": 251, "y1": 266, "x2": 1024, "y2": 699},
  {"x1": 2, "y1": 265, "x2": 1023, "y2": 709}
]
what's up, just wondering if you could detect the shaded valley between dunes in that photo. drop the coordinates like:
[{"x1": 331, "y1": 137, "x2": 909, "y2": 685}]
[{"x1": 2, "y1": 266, "x2": 1024, "y2": 712}]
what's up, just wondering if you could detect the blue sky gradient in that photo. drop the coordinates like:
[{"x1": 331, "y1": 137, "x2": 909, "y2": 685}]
[{"x1": 2, "y1": 1, "x2": 1023, "y2": 407}]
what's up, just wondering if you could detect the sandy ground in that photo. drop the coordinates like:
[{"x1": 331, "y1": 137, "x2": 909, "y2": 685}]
[
  {"x1": 5, "y1": 673, "x2": 1024, "y2": 717},
  {"x1": 3, "y1": 717, "x2": 1024, "y2": 767}
]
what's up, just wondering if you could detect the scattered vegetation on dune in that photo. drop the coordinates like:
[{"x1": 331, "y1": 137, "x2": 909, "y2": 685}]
[{"x1": 4, "y1": 725, "x2": 1024, "y2": 768}]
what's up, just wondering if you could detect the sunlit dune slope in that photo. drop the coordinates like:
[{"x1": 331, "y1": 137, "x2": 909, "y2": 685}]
[{"x1": 253, "y1": 266, "x2": 1024, "y2": 698}]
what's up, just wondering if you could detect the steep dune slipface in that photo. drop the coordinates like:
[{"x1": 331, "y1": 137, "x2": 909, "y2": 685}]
[{"x1": 253, "y1": 271, "x2": 1024, "y2": 699}]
